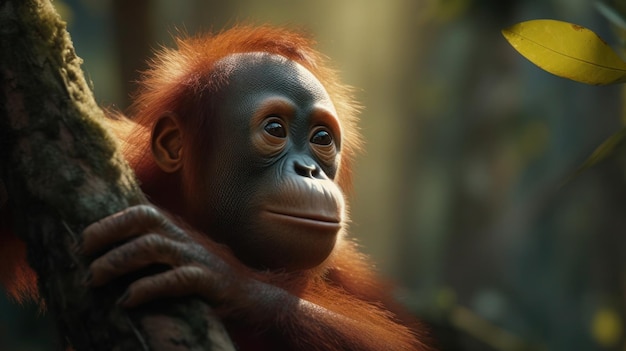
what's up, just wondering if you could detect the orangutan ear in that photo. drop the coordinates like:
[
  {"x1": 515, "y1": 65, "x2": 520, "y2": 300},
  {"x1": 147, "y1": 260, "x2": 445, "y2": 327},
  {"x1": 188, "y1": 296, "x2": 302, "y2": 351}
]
[{"x1": 151, "y1": 113, "x2": 183, "y2": 173}]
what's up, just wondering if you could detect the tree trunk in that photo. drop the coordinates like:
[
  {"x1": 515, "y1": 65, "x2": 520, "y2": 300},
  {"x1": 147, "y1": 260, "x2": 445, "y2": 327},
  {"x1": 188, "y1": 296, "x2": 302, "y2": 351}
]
[{"x1": 0, "y1": 0, "x2": 234, "y2": 350}]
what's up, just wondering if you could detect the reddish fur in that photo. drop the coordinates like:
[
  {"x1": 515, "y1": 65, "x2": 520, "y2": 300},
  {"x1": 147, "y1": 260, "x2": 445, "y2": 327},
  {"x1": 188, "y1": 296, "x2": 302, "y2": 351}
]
[
  {"x1": 0, "y1": 228, "x2": 38, "y2": 304},
  {"x1": 0, "y1": 188, "x2": 39, "y2": 304},
  {"x1": 1, "y1": 25, "x2": 428, "y2": 350}
]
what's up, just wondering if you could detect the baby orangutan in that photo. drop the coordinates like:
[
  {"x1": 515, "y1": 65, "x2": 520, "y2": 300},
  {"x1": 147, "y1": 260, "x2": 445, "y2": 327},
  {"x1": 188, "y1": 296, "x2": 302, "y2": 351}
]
[{"x1": 2, "y1": 26, "x2": 430, "y2": 351}]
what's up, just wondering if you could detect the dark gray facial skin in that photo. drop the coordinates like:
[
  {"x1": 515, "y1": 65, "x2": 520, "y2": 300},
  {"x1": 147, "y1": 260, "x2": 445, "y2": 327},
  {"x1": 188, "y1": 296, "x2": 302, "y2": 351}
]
[{"x1": 187, "y1": 53, "x2": 346, "y2": 271}]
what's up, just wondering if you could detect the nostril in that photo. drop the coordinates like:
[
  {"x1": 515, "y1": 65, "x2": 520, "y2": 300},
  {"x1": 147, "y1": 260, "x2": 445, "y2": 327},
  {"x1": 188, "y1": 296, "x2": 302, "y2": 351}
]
[
  {"x1": 294, "y1": 160, "x2": 316, "y2": 178},
  {"x1": 311, "y1": 167, "x2": 321, "y2": 178}
]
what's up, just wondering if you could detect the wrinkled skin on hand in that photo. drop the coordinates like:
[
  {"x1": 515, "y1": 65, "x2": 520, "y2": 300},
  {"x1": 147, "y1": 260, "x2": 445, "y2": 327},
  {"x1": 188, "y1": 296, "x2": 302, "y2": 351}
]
[{"x1": 82, "y1": 205, "x2": 247, "y2": 308}]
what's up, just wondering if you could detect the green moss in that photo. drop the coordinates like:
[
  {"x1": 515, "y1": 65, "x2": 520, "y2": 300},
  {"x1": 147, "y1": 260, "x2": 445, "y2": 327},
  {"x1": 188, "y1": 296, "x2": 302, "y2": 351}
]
[{"x1": 2, "y1": 0, "x2": 144, "y2": 220}]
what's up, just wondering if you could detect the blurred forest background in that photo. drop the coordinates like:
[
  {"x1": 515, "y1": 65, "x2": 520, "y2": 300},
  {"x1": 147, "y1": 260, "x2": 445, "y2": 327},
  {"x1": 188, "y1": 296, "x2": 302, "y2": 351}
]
[{"x1": 1, "y1": 0, "x2": 625, "y2": 350}]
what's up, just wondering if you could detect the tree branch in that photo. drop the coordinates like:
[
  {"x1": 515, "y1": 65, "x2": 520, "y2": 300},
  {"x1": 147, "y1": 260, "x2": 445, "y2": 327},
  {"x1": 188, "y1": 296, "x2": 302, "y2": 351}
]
[{"x1": 0, "y1": 0, "x2": 233, "y2": 349}]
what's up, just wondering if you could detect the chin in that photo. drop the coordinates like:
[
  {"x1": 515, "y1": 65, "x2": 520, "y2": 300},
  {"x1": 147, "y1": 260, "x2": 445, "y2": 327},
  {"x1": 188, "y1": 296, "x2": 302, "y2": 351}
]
[{"x1": 236, "y1": 211, "x2": 342, "y2": 271}]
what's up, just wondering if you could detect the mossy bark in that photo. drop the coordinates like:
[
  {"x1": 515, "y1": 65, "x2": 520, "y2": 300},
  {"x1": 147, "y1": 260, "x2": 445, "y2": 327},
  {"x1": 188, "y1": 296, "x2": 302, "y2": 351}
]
[{"x1": 0, "y1": 0, "x2": 233, "y2": 350}]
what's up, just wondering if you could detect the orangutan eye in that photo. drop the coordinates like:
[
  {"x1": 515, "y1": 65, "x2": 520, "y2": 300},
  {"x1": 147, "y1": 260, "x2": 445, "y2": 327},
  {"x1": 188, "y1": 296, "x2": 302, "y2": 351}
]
[
  {"x1": 264, "y1": 120, "x2": 286, "y2": 138},
  {"x1": 310, "y1": 130, "x2": 333, "y2": 145}
]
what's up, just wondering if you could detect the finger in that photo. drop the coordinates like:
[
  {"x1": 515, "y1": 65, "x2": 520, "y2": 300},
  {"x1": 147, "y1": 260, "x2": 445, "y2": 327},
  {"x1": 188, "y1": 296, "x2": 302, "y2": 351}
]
[
  {"x1": 119, "y1": 266, "x2": 217, "y2": 307},
  {"x1": 82, "y1": 205, "x2": 185, "y2": 255},
  {"x1": 89, "y1": 234, "x2": 189, "y2": 286}
]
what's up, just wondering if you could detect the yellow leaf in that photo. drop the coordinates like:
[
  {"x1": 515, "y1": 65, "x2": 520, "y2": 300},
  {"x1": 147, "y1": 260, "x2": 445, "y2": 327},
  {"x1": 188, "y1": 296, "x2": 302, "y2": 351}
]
[{"x1": 502, "y1": 19, "x2": 626, "y2": 85}]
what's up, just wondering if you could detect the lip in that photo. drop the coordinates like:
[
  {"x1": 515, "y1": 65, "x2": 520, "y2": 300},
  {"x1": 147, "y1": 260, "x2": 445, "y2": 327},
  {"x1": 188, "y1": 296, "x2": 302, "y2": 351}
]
[{"x1": 264, "y1": 210, "x2": 342, "y2": 231}]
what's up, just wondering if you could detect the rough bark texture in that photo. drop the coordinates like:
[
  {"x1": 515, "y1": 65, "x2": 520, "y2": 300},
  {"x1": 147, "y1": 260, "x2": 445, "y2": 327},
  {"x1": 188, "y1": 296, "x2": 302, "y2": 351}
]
[{"x1": 0, "y1": 0, "x2": 233, "y2": 350}]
